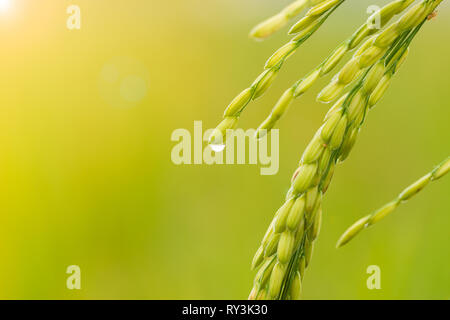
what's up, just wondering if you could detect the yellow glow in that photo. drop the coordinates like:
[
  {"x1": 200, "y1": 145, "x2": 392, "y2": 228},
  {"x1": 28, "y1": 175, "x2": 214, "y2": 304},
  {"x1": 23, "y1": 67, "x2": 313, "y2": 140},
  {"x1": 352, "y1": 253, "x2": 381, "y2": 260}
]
[{"x1": 0, "y1": 0, "x2": 10, "y2": 12}]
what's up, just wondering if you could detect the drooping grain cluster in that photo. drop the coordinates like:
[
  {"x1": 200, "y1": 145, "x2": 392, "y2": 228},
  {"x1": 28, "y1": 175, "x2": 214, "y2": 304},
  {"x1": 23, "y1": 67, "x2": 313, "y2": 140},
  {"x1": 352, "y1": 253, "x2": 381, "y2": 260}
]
[
  {"x1": 208, "y1": 0, "x2": 445, "y2": 300},
  {"x1": 318, "y1": 0, "x2": 433, "y2": 103},
  {"x1": 209, "y1": 0, "x2": 346, "y2": 145},
  {"x1": 248, "y1": 42, "x2": 410, "y2": 300},
  {"x1": 247, "y1": 0, "x2": 443, "y2": 300},
  {"x1": 337, "y1": 157, "x2": 450, "y2": 248},
  {"x1": 257, "y1": 0, "x2": 417, "y2": 138},
  {"x1": 249, "y1": 0, "x2": 326, "y2": 40}
]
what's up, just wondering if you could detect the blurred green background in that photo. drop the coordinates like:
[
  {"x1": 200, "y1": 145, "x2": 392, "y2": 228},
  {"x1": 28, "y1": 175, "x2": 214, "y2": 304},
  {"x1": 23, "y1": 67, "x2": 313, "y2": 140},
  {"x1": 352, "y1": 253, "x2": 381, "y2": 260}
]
[{"x1": 0, "y1": 0, "x2": 448, "y2": 299}]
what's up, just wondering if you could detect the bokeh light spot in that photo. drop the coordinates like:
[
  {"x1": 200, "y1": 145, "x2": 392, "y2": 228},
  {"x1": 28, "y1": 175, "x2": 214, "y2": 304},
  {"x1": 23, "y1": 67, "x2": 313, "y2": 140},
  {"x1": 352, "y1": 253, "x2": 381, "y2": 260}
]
[
  {"x1": 120, "y1": 76, "x2": 148, "y2": 103},
  {"x1": 98, "y1": 57, "x2": 150, "y2": 108},
  {"x1": 100, "y1": 64, "x2": 119, "y2": 84}
]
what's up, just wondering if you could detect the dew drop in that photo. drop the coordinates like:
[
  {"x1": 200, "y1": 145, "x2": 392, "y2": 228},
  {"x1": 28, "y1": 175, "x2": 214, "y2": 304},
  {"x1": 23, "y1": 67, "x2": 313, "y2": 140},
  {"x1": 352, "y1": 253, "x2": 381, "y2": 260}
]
[{"x1": 210, "y1": 144, "x2": 226, "y2": 152}]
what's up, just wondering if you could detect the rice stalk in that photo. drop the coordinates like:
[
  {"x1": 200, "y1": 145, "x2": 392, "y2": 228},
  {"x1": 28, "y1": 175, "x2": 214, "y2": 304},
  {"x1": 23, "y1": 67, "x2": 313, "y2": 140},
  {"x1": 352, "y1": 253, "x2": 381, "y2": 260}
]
[
  {"x1": 209, "y1": 0, "x2": 345, "y2": 145},
  {"x1": 249, "y1": 0, "x2": 327, "y2": 40},
  {"x1": 256, "y1": 0, "x2": 416, "y2": 138},
  {"x1": 337, "y1": 157, "x2": 450, "y2": 248},
  {"x1": 317, "y1": 0, "x2": 436, "y2": 103},
  {"x1": 249, "y1": 7, "x2": 440, "y2": 299}
]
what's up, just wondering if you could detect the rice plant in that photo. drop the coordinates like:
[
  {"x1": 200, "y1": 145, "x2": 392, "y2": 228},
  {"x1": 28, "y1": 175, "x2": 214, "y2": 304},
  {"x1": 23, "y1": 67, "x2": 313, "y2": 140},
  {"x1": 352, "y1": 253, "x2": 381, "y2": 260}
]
[
  {"x1": 209, "y1": 0, "x2": 345, "y2": 145},
  {"x1": 337, "y1": 157, "x2": 450, "y2": 248},
  {"x1": 209, "y1": 0, "x2": 447, "y2": 299}
]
